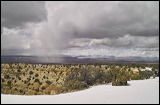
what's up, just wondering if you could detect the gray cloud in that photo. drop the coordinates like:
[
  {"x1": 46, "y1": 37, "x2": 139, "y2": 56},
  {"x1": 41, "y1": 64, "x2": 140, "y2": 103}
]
[
  {"x1": 34, "y1": 1, "x2": 159, "y2": 49},
  {"x1": 1, "y1": 27, "x2": 31, "y2": 50},
  {"x1": 69, "y1": 35, "x2": 159, "y2": 49},
  {"x1": 1, "y1": 1, "x2": 159, "y2": 57},
  {"x1": 44, "y1": 1, "x2": 159, "y2": 39},
  {"x1": 1, "y1": 1, "x2": 47, "y2": 28}
]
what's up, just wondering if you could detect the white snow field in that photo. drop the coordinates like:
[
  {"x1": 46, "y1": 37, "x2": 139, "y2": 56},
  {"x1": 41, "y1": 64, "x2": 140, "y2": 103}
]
[{"x1": 1, "y1": 77, "x2": 159, "y2": 104}]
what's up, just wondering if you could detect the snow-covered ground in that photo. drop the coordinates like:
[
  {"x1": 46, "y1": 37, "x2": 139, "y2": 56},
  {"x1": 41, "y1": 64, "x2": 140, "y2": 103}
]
[{"x1": 1, "y1": 77, "x2": 159, "y2": 104}]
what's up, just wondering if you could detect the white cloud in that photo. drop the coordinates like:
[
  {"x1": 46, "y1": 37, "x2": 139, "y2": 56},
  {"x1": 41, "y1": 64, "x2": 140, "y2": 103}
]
[
  {"x1": 69, "y1": 35, "x2": 159, "y2": 49},
  {"x1": 62, "y1": 46, "x2": 159, "y2": 57},
  {"x1": 64, "y1": 34, "x2": 159, "y2": 57}
]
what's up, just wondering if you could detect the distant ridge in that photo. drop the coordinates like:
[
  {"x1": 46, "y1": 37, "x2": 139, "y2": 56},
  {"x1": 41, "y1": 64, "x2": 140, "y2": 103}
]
[
  {"x1": 1, "y1": 55, "x2": 159, "y2": 64},
  {"x1": 70, "y1": 55, "x2": 159, "y2": 60}
]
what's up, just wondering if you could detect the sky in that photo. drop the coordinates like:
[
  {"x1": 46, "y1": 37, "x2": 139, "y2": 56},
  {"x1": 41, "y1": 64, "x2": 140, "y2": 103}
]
[{"x1": 1, "y1": 1, "x2": 159, "y2": 57}]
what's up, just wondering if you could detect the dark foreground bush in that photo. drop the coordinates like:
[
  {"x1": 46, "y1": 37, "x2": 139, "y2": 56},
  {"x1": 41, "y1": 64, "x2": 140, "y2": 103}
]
[
  {"x1": 64, "y1": 80, "x2": 88, "y2": 91},
  {"x1": 112, "y1": 76, "x2": 128, "y2": 86},
  {"x1": 112, "y1": 80, "x2": 127, "y2": 86},
  {"x1": 131, "y1": 75, "x2": 140, "y2": 80}
]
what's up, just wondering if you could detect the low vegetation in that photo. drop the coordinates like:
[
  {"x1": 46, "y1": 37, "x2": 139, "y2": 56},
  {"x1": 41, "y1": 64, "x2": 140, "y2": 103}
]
[{"x1": 1, "y1": 63, "x2": 159, "y2": 95}]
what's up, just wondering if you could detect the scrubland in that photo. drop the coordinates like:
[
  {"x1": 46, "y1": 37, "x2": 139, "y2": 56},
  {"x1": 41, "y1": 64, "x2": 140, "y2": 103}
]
[{"x1": 1, "y1": 63, "x2": 159, "y2": 95}]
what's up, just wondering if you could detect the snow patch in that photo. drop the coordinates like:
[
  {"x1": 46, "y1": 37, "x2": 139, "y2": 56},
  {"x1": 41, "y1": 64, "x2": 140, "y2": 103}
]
[{"x1": 1, "y1": 77, "x2": 159, "y2": 104}]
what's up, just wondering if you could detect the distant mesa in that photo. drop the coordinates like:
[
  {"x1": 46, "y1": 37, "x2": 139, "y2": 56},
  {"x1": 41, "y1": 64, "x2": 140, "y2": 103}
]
[{"x1": 1, "y1": 55, "x2": 159, "y2": 64}]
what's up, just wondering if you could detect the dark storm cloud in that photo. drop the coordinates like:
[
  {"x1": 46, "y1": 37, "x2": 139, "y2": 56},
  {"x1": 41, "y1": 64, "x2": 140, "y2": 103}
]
[
  {"x1": 47, "y1": 1, "x2": 159, "y2": 39},
  {"x1": 1, "y1": 1, "x2": 47, "y2": 28}
]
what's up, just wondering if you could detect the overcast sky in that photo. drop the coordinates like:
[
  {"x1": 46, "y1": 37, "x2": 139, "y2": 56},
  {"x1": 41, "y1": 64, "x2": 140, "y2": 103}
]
[{"x1": 1, "y1": 1, "x2": 159, "y2": 57}]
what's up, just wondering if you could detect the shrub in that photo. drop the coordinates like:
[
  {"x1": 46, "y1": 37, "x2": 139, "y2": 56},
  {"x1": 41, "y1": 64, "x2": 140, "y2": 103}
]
[
  {"x1": 45, "y1": 81, "x2": 52, "y2": 85},
  {"x1": 17, "y1": 69, "x2": 21, "y2": 72},
  {"x1": 45, "y1": 85, "x2": 63, "y2": 94},
  {"x1": 131, "y1": 75, "x2": 140, "y2": 80},
  {"x1": 29, "y1": 71, "x2": 33, "y2": 75},
  {"x1": 17, "y1": 76, "x2": 21, "y2": 80},
  {"x1": 112, "y1": 76, "x2": 128, "y2": 86},
  {"x1": 34, "y1": 79, "x2": 40, "y2": 83},
  {"x1": 2, "y1": 79, "x2": 5, "y2": 82},
  {"x1": 41, "y1": 86, "x2": 46, "y2": 90},
  {"x1": 7, "y1": 81, "x2": 11, "y2": 85},
  {"x1": 65, "y1": 80, "x2": 88, "y2": 91},
  {"x1": 27, "y1": 78, "x2": 31, "y2": 81},
  {"x1": 4, "y1": 75, "x2": 10, "y2": 79},
  {"x1": 43, "y1": 76, "x2": 46, "y2": 79},
  {"x1": 28, "y1": 83, "x2": 30, "y2": 86},
  {"x1": 39, "y1": 82, "x2": 42, "y2": 85},
  {"x1": 112, "y1": 80, "x2": 127, "y2": 86},
  {"x1": 15, "y1": 88, "x2": 18, "y2": 91},
  {"x1": 20, "y1": 90, "x2": 23, "y2": 93},
  {"x1": 35, "y1": 73, "x2": 39, "y2": 77},
  {"x1": 24, "y1": 80, "x2": 28, "y2": 84}
]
